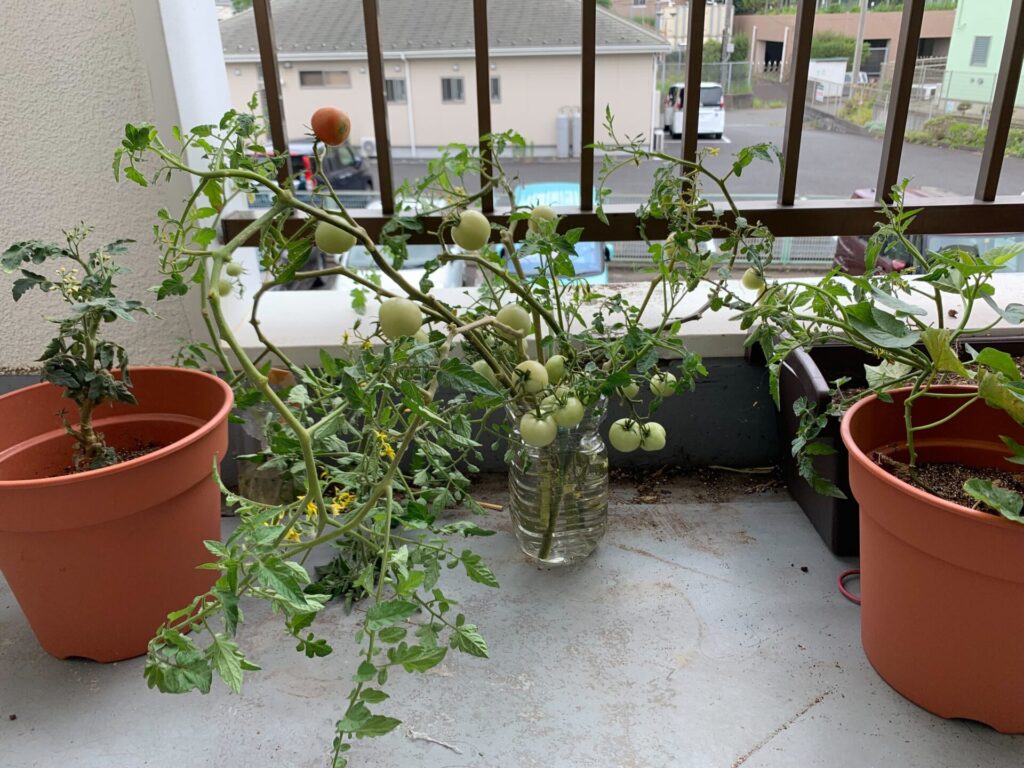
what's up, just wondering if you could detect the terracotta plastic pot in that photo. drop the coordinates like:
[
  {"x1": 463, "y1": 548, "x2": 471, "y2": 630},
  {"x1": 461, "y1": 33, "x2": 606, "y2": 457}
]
[
  {"x1": 841, "y1": 386, "x2": 1024, "y2": 733},
  {"x1": 0, "y1": 367, "x2": 233, "y2": 662}
]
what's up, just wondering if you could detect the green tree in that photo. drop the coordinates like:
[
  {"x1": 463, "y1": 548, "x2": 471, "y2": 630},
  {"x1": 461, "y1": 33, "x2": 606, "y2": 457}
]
[
  {"x1": 811, "y1": 31, "x2": 869, "y2": 67},
  {"x1": 232, "y1": 0, "x2": 252, "y2": 12}
]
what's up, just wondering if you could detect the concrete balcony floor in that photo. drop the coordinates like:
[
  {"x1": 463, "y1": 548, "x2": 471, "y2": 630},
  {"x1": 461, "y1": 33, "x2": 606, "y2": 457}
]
[{"x1": 2, "y1": 472, "x2": 1022, "y2": 767}]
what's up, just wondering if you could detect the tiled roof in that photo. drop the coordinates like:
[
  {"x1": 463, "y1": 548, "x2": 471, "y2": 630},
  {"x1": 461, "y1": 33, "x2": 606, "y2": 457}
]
[{"x1": 220, "y1": 0, "x2": 670, "y2": 59}]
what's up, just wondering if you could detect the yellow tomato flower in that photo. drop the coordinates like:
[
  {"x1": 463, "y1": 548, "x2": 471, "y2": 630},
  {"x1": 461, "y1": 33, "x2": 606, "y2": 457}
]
[
  {"x1": 306, "y1": 500, "x2": 318, "y2": 519},
  {"x1": 284, "y1": 527, "x2": 302, "y2": 543},
  {"x1": 362, "y1": 339, "x2": 373, "y2": 350}
]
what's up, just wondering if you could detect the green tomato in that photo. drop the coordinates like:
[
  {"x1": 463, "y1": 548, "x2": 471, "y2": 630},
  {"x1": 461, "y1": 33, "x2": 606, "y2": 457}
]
[
  {"x1": 514, "y1": 360, "x2": 548, "y2": 394},
  {"x1": 528, "y1": 205, "x2": 557, "y2": 233},
  {"x1": 619, "y1": 381, "x2": 640, "y2": 399},
  {"x1": 378, "y1": 297, "x2": 422, "y2": 340},
  {"x1": 520, "y1": 412, "x2": 557, "y2": 448},
  {"x1": 649, "y1": 371, "x2": 677, "y2": 398},
  {"x1": 496, "y1": 304, "x2": 532, "y2": 335},
  {"x1": 451, "y1": 210, "x2": 491, "y2": 251},
  {"x1": 553, "y1": 396, "x2": 584, "y2": 428},
  {"x1": 741, "y1": 267, "x2": 765, "y2": 291},
  {"x1": 664, "y1": 234, "x2": 684, "y2": 261},
  {"x1": 314, "y1": 221, "x2": 357, "y2": 254},
  {"x1": 414, "y1": 328, "x2": 429, "y2": 344},
  {"x1": 608, "y1": 418, "x2": 642, "y2": 453},
  {"x1": 545, "y1": 354, "x2": 567, "y2": 385},
  {"x1": 225, "y1": 261, "x2": 244, "y2": 277},
  {"x1": 217, "y1": 278, "x2": 233, "y2": 297},
  {"x1": 641, "y1": 422, "x2": 667, "y2": 452},
  {"x1": 472, "y1": 358, "x2": 498, "y2": 386}
]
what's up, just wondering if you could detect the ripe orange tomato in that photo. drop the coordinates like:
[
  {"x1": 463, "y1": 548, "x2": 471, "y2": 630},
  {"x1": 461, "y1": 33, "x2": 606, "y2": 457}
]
[{"x1": 311, "y1": 107, "x2": 351, "y2": 146}]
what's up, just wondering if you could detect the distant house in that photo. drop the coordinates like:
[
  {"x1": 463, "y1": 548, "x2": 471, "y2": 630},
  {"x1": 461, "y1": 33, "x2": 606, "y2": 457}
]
[
  {"x1": 607, "y1": 0, "x2": 736, "y2": 49},
  {"x1": 942, "y1": 0, "x2": 1024, "y2": 108},
  {"x1": 220, "y1": 0, "x2": 670, "y2": 157}
]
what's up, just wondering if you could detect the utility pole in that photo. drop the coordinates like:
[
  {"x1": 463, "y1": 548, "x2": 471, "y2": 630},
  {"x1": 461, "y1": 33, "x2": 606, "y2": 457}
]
[{"x1": 851, "y1": 0, "x2": 869, "y2": 86}]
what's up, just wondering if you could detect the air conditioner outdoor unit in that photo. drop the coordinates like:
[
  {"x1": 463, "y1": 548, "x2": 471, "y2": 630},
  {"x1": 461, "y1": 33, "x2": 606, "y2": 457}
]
[{"x1": 360, "y1": 137, "x2": 377, "y2": 157}]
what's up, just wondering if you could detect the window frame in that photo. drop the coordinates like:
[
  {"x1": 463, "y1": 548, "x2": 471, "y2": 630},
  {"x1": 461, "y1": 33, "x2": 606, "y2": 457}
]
[
  {"x1": 384, "y1": 77, "x2": 407, "y2": 104},
  {"x1": 441, "y1": 76, "x2": 465, "y2": 104},
  {"x1": 970, "y1": 36, "x2": 992, "y2": 68},
  {"x1": 298, "y1": 69, "x2": 353, "y2": 89},
  {"x1": 228, "y1": 0, "x2": 1024, "y2": 244}
]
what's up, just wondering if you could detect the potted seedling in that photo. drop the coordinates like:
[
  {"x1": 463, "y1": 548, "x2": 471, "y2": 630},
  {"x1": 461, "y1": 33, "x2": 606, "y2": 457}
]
[
  {"x1": 746, "y1": 182, "x2": 1024, "y2": 733},
  {"x1": 0, "y1": 226, "x2": 233, "y2": 662}
]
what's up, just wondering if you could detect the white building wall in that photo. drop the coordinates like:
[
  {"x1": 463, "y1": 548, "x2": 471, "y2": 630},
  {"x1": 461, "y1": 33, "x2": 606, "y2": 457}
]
[{"x1": 0, "y1": 0, "x2": 231, "y2": 371}]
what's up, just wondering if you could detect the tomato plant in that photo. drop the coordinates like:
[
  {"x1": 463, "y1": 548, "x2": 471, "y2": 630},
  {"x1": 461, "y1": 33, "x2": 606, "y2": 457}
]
[{"x1": 113, "y1": 101, "x2": 781, "y2": 766}]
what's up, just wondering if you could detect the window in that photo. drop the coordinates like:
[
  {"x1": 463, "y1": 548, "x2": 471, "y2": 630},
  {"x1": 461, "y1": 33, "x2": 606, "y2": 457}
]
[
  {"x1": 442, "y1": 76, "x2": 464, "y2": 103},
  {"x1": 490, "y1": 76, "x2": 501, "y2": 103},
  {"x1": 699, "y1": 85, "x2": 722, "y2": 107},
  {"x1": 299, "y1": 69, "x2": 352, "y2": 88},
  {"x1": 970, "y1": 36, "x2": 991, "y2": 67},
  {"x1": 632, "y1": 0, "x2": 646, "y2": 6},
  {"x1": 385, "y1": 78, "x2": 407, "y2": 103}
]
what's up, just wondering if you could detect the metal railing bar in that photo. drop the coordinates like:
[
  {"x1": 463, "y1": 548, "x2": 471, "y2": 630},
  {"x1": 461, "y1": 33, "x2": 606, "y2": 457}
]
[
  {"x1": 472, "y1": 0, "x2": 494, "y2": 213},
  {"x1": 223, "y1": 195, "x2": 1024, "y2": 245},
  {"x1": 362, "y1": 0, "x2": 395, "y2": 215},
  {"x1": 976, "y1": 0, "x2": 1024, "y2": 202},
  {"x1": 252, "y1": 0, "x2": 289, "y2": 186},
  {"x1": 681, "y1": 0, "x2": 706, "y2": 166},
  {"x1": 875, "y1": 0, "x2": 925, "y2": 203},
  {"x1": 580, "y1": 0, "x2": 597, "y2": 211},
  {"x1": 778, "y1": 0, "x2": 817, "y2": 206}
]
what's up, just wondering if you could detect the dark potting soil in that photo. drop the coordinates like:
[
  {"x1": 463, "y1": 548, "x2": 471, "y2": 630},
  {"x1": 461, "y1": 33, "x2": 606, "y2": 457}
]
[
  {"x1": 63, "y1": 443, "x2": 162, "y2": 475},
  {"x1": 872, "y1": 453, "x2": 1024, "y2": 515}
]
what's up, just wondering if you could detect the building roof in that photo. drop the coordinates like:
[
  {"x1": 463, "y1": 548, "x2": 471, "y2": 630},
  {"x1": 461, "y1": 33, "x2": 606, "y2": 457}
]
[{"x1": 220, "y1": 0, "x2": 670, "y2": 60}]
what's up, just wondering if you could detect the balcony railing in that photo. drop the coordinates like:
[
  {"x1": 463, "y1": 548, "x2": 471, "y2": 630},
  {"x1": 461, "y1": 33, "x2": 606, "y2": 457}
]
[{"x1": 223, "y1": 0, "x2": 1024, "y2": 245}]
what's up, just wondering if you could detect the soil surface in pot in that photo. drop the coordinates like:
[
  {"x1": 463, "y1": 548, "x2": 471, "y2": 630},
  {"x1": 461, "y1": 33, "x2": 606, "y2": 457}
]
[
  {"x1": 873, "y1": 453, "x2": 1024, "y2": 514},
  {"x1": 62, "y1": 442, "x2": 162, "y2": 475}
]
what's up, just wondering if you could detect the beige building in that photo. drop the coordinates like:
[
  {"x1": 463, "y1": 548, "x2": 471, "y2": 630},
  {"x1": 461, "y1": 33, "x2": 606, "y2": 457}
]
[
  {"x1": 220, "y1": 0, "x2": 669, "y2": 157},
  {"x1": 733, "y1": 9, "x2": 955, "y2": 77}
]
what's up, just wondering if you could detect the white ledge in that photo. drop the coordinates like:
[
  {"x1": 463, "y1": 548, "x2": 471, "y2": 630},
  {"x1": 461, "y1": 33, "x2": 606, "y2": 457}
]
[{"x1": 223, "y1": 263, "x2": 1024, "y2": 369}]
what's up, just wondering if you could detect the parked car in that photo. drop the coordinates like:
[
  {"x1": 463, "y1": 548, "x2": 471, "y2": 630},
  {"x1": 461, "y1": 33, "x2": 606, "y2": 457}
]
[
  {"x1": 499, "y1": 183, "x2": 613, "y2": 285},
  {"x1": 249, "y1": 140, "x2": 374, "y2": 209},
  {"x1": 834, "y1": 186, "x2": 1024, "y2": 274},
  {"x1": 663, "y1": 82, "x2": 725, "y2": 140}
]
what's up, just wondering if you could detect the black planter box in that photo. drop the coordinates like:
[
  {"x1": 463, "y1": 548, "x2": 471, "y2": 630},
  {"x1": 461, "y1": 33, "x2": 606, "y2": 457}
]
[{"x1": 777, "y1": 335, "x2": 1024, "y2": 556}]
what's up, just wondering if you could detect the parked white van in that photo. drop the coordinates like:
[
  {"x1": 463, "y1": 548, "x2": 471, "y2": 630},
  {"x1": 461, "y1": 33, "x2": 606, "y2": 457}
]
[{"x1": 663, "y1": 82, "x2": 725, "y2": 140}]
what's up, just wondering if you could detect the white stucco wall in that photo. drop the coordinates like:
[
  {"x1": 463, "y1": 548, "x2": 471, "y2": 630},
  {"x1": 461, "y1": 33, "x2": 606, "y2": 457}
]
[{"x1": 0, "y1": 0, "x2": 230, "y2": 372}]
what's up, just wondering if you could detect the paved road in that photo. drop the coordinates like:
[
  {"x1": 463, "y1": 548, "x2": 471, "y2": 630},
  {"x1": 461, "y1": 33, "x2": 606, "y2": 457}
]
[{"x1": 375, "y1": 108, "x2": 1024, "y2": 206}]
